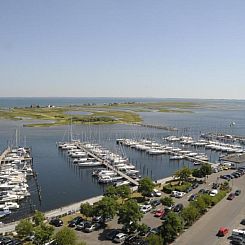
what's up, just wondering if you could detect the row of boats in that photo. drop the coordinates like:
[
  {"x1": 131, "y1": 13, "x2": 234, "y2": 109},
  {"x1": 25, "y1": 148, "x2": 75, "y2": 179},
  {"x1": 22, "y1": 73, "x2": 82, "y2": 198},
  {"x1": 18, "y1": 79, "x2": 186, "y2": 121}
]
[
  {"x1": 0, "y1": 147, "x2": 33, "y2": 218},
  {"x1": 116, "y1": 138, "x2": 209, "y2": 163},
  {"x1": 57, "y1": 141, "x2": 141, "y2": 185},
  {"x1": 164, "y1": 136, "x2": 244, "y2": 153}
]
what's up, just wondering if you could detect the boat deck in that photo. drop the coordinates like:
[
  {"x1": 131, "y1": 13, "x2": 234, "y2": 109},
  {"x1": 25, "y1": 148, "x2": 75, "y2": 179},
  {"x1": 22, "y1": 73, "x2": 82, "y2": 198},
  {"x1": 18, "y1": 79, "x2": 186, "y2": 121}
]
[{"x1": 75, "y1": 143, "x2": 139, "y2": 186}]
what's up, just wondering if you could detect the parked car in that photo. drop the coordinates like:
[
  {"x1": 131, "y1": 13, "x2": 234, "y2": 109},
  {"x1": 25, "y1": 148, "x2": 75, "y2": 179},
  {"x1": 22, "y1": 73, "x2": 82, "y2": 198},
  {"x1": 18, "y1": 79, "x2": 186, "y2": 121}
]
[
  {"x1": 210, "y1": 189, "x2": 218, "y2": 197},
  {"x1": 49, "y1": 218, "x2": 63, "y2": 227},
  {"x1": 235, "y1": 190, "x2": 241, "y2": 196},
  {"x1": 188, "y1": 194, "x2": 197, "y2": 201},
  {"x1": 154, "y1": 209, "x2": 165, "y2": 218},
  {"x1": 113, "y1": 233, "x2": 127, "y2": 243},
  {"x1": 106, "y1": 229, "x2": 120, "y2": 240},
  {"x1": 164, "y1": 204, "x2": 174, "y2": 211},
  {"x1": 185, "y1": 186, "x2": 193, "y2": 193},
  {"x1": 75, "y1": 221, "x2": 87, "y2": 230},
  {"x1": 240, "y1": 219, "x2": 245, "y2": 225},
  {"x1": 151, "y1": 199, "x2": 161, "y2": 207},
  {"x1": 170, "y1": 191, "x2": 179, "y2": 197},
  {"x1": 68, "y1": 216, "x2": 83, "y2": 227},
  {"x1": 84, "y1": 222, "x2": 101, "y2": 232},
  {"x1": 140, "y1": 205, "x2": 152, "y2": 214},
  {"x1": 92, "y1": 216, "x2": 103, "y2": 223},
  {"x1": 198, "y1": 189, "x2": 206, "y2": 194},
  {"x1": 176, "y1": 191, "x2": 186, "y2": 198},
  {"x1": 217, "y1": 227, "x2": 229, "y2": 237},
  {"x1": 212, "y1": 183, "x2": 219, "y2": 189},
  {"x1": 192, "y1": 182, "x2": 199, "y2": 189},
  {"x1": 152, "y1": 189, "x2": 162, "y2": 197},
  {"x1": 173, "y1": 204, "x2": 183, "y2": 212},
  {"x1": 227, "y1": 193, "x2": 235, "y2": 200}
]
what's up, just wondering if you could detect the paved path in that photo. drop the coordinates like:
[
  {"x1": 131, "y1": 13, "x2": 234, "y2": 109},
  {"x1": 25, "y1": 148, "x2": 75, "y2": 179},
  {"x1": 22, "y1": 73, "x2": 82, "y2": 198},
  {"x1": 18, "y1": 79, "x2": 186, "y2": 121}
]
[{"x1": 173, "y1": 173, "x2": 245, "y2": 245}]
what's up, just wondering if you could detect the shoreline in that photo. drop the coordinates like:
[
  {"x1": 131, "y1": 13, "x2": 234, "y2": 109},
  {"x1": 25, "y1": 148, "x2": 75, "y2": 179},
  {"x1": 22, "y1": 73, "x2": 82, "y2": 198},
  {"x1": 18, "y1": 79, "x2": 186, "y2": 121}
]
[{"x1": 0, "y1": 175, "x2": 175, "y2": 234}]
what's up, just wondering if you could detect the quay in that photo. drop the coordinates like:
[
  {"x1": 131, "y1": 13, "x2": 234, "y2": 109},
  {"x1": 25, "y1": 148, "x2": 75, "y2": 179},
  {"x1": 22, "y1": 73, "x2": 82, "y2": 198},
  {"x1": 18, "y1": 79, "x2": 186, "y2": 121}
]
[{"x1": 75, "y1": 143, "x2": 139, "y2": 186}]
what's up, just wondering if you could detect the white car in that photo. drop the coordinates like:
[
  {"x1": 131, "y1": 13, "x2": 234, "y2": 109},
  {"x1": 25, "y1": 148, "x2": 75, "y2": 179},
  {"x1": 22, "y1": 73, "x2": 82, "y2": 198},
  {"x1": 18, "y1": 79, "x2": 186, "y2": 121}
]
[
  {"x1": 153, "y1": 189, "x2": 162, "y2": 197},
  {"x1": 113, "y1": 233, "x2": 127, "y2": 243},
  {"x1": 210, "y1": 189, "x2": 218, "y2": 197},
  {"x1": 176, "y1": 191, "x2": 186, "y2": 198},
  {"x1": 140, "y1": 205, "x2": 152, "y2": 213}
]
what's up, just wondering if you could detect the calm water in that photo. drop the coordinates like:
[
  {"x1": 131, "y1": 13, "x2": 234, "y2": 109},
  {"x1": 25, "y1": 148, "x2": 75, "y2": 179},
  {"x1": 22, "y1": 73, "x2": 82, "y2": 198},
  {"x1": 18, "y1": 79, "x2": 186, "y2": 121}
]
[{"x1": 0, "y1": 98, "x2": 245, "y2": 221}]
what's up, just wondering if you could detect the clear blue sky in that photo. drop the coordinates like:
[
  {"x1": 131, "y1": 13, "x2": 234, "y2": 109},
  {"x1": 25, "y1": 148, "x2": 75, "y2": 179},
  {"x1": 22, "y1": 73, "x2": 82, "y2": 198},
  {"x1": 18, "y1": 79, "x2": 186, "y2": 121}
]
[{"x1": 0, "y1": 0, "x2": 245, "y2": 99}]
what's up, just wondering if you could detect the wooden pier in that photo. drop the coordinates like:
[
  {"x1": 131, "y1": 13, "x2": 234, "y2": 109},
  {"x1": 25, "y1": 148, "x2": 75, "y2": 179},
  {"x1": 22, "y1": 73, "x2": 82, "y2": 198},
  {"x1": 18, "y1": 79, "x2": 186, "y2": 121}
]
[
  {"x1": 0, "y1": 147, "x2": 11, "y2": 164},
  {"x1": 76, "y1": 143, "x2": 139, "y2": 186}
]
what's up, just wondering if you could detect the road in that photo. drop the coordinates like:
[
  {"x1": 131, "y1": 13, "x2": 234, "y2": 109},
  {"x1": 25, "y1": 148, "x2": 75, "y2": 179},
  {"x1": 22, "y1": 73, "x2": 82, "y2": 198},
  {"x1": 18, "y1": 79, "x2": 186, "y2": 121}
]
[{"x1": 173, "y1": 173, "x2": 245, "y2": 245}]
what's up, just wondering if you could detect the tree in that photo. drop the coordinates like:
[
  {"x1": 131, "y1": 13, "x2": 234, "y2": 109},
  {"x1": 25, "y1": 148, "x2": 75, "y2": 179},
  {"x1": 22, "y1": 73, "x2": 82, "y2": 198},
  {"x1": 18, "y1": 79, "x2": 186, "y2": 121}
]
[
  {"x1": 138, "y1": 177, "x2": 155, "y2": 197},
  {"x1": 55, "y1": 227, "x2": 76, "y2": 245},
  {"x1": 181, "y1": 205, "x2": 199, "y2": 226},
  {"x1": 200, "y1": 163, "x2": 212, "y2": 176},
  {"x1": 175, "y1": 167, "x2": 192, "y2": 183},
  {"x1": 116, "y1": 185, "x2": 131, "y2": 200},
  {"x1": 33, "y1": 210, "x2": 45, "y2": 226},
  {"x1": 192, "y1": 196, "x2": 207, "y2": 214},
  {"x1": 137, "y1": 223, "x2": 149, "y2": 235},
  {"x1": 34, "y1": 223, "x2": 54, "y2": 244},
  {"x1": 94, "y1": 196, "x2": 118, "y2": 220},
  {"x1": 201, "y1": 194, "x2": 212, "y2": 207},
  {"x1": 220, "y1": 181, "x2": 231, "y2": 191},
  {"x1": 105, "y1": 185, "x2": 118, "y2": 199},
  {"x1": 15, "y1": 219, "x2": 33, "y2": 239},
  {"x1": 80, "y1": 202, "x2": 94, "y2": 218},
  {"x1": 160, "y1": 196, "x2": 174, "y2": 207},
  {"x1": 146, "y1": 234, "x2": 163, "y2": 245},
  {"x1": 161, "y1": 212, "x2": 184, "y2": 244},
  {"x1": 118, "y1": 199, "x2": 143, "y2": 232}
]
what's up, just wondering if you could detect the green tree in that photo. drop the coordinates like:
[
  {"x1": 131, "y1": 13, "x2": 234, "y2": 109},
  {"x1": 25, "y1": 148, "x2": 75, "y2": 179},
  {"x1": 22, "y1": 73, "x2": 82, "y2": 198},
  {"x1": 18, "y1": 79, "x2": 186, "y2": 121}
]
[
  {"x1": 201, "y1": 194, "x2": 212, "y2": 207},
  {"x1": 118, "y1": 199, "x2": 143, "y2": 232},
  {"x1": 146, "y1": 234, "x2": 163, "y2": 245},
  {"x1": 220, "y1": 181, "x2": 230, "y2": 191},
  {"x1": 160, "y1": 196, "x2": 174, "y2": 207},
  {"x1": 34, "y1": 223, "x2": 54, "y2": 244},
  {"x1": 105, "y1": 185, "x2": 118, "y2": 199},
  {"x1": 55, "y1": 227, "x2": 76, "y2": 245},
  {"x1": 116, "y1": 185, "x2": 131, "y2": 200},
  {"x1": 200, "y1": 163, "x2": 212, "y2": 176},
  {"x1": 15, "y1": 219, "x2": 34, "y2": 239},
  {"x1": 80, "y1": 202, "x2": 94, "y2": 218},
  {"x1": 175, "y1": 167, "x2": 192, "y2": 184},
  {"x1": 161, "y1": 212, "x2": 184, "y2": 244},
  {"x1": 33, "y1": 210, "x2": 45, "y2": 226},
  {"x1": 94, "y1": 196, "x2": 118, "y2": 220},
  {"x1": 181, "y1": 205, "x2": 199, "y2": 226},
  {"x1": 138, "y1": 177, "x2": 155, "y2": 197},
  {"x1": 137, "y1": 223, "x2": 149, "y2": 235},
  {"x1": 192, "y1": 196, "x2": 207, "y2": 214}
]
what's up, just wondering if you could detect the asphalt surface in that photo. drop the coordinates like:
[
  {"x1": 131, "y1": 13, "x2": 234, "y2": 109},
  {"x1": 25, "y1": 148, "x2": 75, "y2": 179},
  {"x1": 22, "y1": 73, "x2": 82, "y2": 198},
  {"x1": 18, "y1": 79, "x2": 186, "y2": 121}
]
[{"x1": 173, "y1": 171, "x2": 245, "y2": 245}]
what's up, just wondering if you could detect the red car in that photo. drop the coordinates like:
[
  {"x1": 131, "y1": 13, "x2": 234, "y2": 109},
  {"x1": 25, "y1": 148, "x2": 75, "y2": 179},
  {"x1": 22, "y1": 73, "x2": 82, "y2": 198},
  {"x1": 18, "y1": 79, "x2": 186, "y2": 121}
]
[
  {"x1": 217, "y1": 227, "x2": 229, "y2": 237},
  {"x1": 227, "y1": 193, "x2": 235, "y2": 200},
  {"x1": 154, "y1": 209, "x2": 165, "y2": 218}
]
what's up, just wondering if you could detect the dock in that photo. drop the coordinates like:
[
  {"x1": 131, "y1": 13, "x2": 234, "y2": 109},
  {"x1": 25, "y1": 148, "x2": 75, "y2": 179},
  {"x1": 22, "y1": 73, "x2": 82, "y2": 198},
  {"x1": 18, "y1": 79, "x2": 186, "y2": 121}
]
[
  {"x1": 75, "y1": 143, "x2": 139, "y2": 186},
  {"x1": 135, "y1": 123, "x2": 178, "y2": 131},
  {"x1": 0, "y1": 147, "x2": 11, "y2": 164}
]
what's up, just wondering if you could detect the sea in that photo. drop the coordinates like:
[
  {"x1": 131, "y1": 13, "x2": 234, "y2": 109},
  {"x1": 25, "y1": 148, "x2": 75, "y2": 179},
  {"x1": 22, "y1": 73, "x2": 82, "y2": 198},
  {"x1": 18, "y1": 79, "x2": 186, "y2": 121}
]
[{"x1": 0, "y1": 97, "x2": 245, "y2": 221}]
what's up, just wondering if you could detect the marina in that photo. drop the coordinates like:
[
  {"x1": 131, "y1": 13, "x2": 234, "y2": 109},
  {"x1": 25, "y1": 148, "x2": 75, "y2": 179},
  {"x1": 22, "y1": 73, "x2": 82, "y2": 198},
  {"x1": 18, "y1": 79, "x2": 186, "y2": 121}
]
[
  {"x1": 1, "y1": 98, "x2": 245, "y2": 224},
  {"x1": 0, "y1": 146, "x2": 34, "y2": 219}
]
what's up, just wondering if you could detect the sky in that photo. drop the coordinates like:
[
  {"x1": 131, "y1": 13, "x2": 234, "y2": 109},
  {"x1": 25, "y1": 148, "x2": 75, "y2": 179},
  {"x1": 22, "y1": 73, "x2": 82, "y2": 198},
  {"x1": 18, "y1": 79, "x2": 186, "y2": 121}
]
[{"x1": 0, "y1": 0, "x2": 245, "y2": 99}]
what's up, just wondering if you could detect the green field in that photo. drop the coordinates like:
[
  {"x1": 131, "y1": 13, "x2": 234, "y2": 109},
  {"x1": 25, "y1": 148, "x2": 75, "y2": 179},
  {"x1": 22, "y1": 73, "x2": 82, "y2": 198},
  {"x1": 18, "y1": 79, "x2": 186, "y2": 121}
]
[{"x1": 0, "y1": 101, "x2": 200, "y2": 127}]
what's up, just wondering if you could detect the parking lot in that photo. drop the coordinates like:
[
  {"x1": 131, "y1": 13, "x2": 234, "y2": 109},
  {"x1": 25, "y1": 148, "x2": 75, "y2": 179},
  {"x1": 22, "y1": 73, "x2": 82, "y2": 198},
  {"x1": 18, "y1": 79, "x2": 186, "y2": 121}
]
[{"x1": 53, "y1": 168, "x2": 245, "y2": 245}]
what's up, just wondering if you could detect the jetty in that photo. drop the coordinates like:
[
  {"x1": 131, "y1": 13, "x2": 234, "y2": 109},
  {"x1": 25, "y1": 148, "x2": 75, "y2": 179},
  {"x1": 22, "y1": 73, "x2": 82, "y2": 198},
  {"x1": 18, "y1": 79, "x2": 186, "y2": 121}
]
[
  {"x1": 75, "y1": 143, "x2": 139, "y2": 186},
  {"x1": 0, "y1": 147, "x2": 11, "y2": 164}
]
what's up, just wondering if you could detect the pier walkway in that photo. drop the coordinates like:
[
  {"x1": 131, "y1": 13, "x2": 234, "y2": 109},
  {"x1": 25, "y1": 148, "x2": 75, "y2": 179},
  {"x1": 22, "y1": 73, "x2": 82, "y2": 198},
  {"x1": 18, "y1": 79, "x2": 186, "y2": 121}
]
[
  {"x1": 0, "y1": 147, "x2": 10, "y2": 164},
  {"x1": 76, "y1": 143, "x2": 139, "y2": 186}
]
